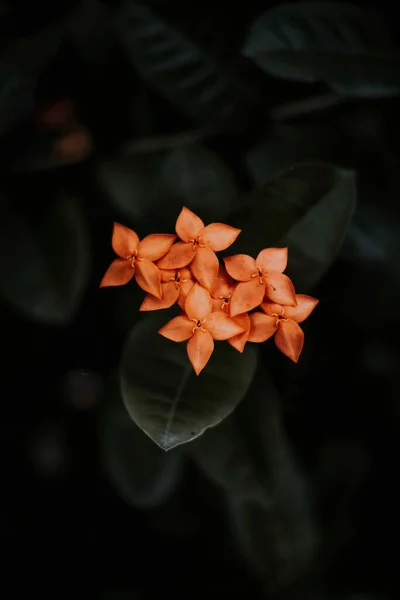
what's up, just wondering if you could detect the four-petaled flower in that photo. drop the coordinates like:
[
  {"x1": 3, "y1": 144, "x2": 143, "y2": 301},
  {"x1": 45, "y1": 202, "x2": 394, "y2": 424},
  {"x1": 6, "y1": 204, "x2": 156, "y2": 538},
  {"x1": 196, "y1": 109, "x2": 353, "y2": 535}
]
[
  {"x1": 210, "y1": 267, "x2": 251, "y2": 353},
  {"x1": 248, "y1": 294, "x2": 319, "y2": 362},
  {"x1": 224, "y1": 247, "x2": 296, "y2": 316},
  {"x1": 159, "y1": 283, "x2": 245, "y2": 374},
  {"x1": 157, "y1": 207, "x2": 241, "y2": 290},
  {"x1": 140, "y1": 267, "x2": 194, "y2": 311},
  {"x1": 100, "y1": 223, "x2": 176, "y2": 298}
]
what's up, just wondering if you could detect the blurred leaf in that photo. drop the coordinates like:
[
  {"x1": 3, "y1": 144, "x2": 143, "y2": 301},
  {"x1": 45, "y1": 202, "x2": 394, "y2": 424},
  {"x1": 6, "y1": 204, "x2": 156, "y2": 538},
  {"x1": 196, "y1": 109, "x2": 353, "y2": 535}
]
[
  {"x1": 243, "y1": 1, "x2": 400, "y2": 98},
  {"x1": 224, "y1": 371, "x2": 316, "y2": 585},
  {"x1": 120, "y1": 313, "x2": 258, "y2": 451},
  {"x1": 97, "y1": 143, "x2": 239, "y2": 230},
  {"x1": 116, "y1": 0, "x2": 256, "y2": 129},
  {"x1": 101, "y1": 392, "x2": 184, "y2": 508},
  {"x1": 0, "y1": 197, "x2": 90, "y2": 325},
  {"x1": 232, "y1": 163, "x2": 356, "y2": 290}
]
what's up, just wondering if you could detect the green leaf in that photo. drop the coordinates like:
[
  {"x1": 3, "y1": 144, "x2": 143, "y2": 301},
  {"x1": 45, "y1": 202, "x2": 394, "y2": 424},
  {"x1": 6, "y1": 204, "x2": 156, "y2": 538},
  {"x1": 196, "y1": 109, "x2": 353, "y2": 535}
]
[
  {"x1": 97, "y1": 143, "x2": 240, "y2": 230},
  {"x1": 232, "y1": 163, "x2": 356, "y2": 290},
  {"x1": 243, "y1": 1, "x2": 400, "y2": 98},
  {"x1": 0, "y1": 197, "x2": 90, "y2": 325},
  {"x1": 101, "y1": 392, "x2": 184, "y2": 508},
  {"x1": 120, "y1": 313, "x2": 258, "y2": 451},
  {"x1": 116, "y1": 0, "x2": 255, "y2": 128}
]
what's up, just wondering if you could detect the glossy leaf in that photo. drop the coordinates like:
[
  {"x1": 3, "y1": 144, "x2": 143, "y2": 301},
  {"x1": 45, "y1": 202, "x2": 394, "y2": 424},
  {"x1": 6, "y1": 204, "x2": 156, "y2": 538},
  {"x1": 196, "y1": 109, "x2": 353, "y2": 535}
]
[
  {"x1": 232, "y1": 163, "x2": 356, "y2": 290},
  {"x1": 116, "y1": 0, "x2": 255, "y2": 128},
  {"x1": 120, "y1": 313, "x2": 258, "y2": 450},
  {"x1": 0, "y1": 197, "x2": 90, "y2": 325},
  {"x1": 243, "y1": 1, "x2": 400, "y2": 98},
  {"x1": 101, "y1": 394, "x2": 184, "y2": 508},
  {"x1": 97, "y1": 143, "x2": 239, "y2": 229}
]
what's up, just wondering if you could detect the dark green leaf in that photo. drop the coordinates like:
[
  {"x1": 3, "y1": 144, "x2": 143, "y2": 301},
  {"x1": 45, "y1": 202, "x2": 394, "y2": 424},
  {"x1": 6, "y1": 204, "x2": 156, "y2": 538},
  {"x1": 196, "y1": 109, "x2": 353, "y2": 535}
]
[
  {"x1": 243, "y1": 2, "x2": 400, "y2": 98},
  {"x1": 232, "y1": 163, "x2": 356, "y2": 290},
  {"x1": 0, "y1": 197, "x2": 90, "y2": 325},
  {"x1": 101, "y1": 393, "x2": 184, "y2": 508},
  {"x1": 116, "y1": 0, "x2": 255, "y2": 128},
  {"x1": 97, "y1": 143, "x2": 240, "y2": 230},
  {"x1": 120, "y1": 313, "x2": 258, "y2": 451}
]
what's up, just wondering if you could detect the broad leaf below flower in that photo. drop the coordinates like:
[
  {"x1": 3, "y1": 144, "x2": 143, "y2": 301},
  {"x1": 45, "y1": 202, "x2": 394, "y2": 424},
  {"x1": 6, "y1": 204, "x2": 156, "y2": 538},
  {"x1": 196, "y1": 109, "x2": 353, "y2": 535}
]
[{"x1": 120, "y1": 313, "x2": 258, "y2": 450}]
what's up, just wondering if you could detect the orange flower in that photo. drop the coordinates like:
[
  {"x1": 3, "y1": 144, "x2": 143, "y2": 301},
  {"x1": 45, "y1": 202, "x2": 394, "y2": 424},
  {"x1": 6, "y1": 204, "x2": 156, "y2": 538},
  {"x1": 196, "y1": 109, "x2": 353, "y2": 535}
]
[
  {"x1": 159, "y1": 283, "x2": 246, "y2": 375},
  {"x1": 157, "y1": 207, "x2": 241, "y2": 290},
  {"x1": 224, "y1": 247, "x2": 296, "y2": 317},
  {"x1": 210, "y1": 267, "x2": 251, "y2": 353},
  {"x1": 248, "y1": 294, "x2": 319, "y2": 362},
  {"x1": 140, "y1": 267, "x2": 194, "y2": 311},
  {"x1": 100, "y1": 223, "x2": 176, "y2": 298}
]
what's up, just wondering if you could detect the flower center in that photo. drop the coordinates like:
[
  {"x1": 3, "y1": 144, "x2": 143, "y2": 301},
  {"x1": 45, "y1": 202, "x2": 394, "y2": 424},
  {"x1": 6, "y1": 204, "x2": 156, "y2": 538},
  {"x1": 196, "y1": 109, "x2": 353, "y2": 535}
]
[
  {"x1": 127, "y1": 252, "x2": 138, "y2": 268},
  {"x1": 169, "y1": 271, "x2": 189, "y2": 289},
  {"x1": 251, "y1": 268, "x2": 264, "y2": 285},
  {"x1": 191, "y1": 318, "x2": 207, "y2": 333},
  {"x1": 219, "y1": 295, "x2": 231, "y2": 310},
  {"x1": 190, "y1": 237, "x2": 205, "y2": 251}
]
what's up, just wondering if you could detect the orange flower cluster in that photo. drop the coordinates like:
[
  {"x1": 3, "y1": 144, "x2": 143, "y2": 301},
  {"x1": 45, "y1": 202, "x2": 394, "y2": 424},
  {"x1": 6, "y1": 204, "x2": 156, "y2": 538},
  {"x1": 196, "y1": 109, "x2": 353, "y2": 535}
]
[{"x1": 100, "y1": 207, "x2": 318, "y2": 375}]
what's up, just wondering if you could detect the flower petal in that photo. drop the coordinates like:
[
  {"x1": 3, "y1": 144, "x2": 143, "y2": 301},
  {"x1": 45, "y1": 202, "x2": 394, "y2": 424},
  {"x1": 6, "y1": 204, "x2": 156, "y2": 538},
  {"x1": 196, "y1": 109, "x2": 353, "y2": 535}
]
[
  {"x1": 179, "y1": 267, "x2": 193, "y2": 281},
  {"x1": 157, "y1": 241, "x2": 195, "y2": 269},
  {"x1": 229, "y1": 278, "x2": 265, "y2": 317},
  {"x1": 260, "y1": 301, "x2": 284, "y2": 317},
  {"x1": 159, "y1": 315, "x2": 194, "y2": 342},
  {"x1": 248, "y1": 312, "x2": 278, "y2": 343},
  {"x1": 175, "y1": 207, "x2": 204, "y2": 242},
  {"x1": 185, "y1": 283, "x2": 212, "y2": 321},
  {"x1": 256, "y1": 247, "x2": 288, "y2": 274},
  {"x1": 206, "y1": 311, "x2": 245, "y2": 340},
  {"x1": 200, "y1": 223, "x2": 241, "y2": 252},
  {"x1": 190, "y1": 246, "x2": 219, "y2": 290},
  {"x1": 228, "y1": 313, "x2": 251, "y2": 353},
  {"x1": 178, "y1": 279, "x2": 195, "y2": 310},
  {"x1": 283, "y1": 294, "x2": 319, "y2": 323},
  {"x1": 223, "y1": 254, "x2": 256, "y2": 281},
  {"x1": 264, "y1": 272, "x2": 296, "y2": 306},
  {"x1": 100, "y1": 258, "x2": 135, "y2": 287},
  {"x1": 159, "y1": 269, "x2": 176, "y2": 283},
  {"x1": 139, "y1": 281, "x2": 179, "y2": 311},
  {"x1": 138, "y1": 233, "x2": 177, "y2": 261},
  {"x1": 135, "y1": 259, "x2": 162, "y2": 298},
  {"x1": 187, "y1": 329, "x2": 214, "y2": 375},
  {"x1": 275, "y1": 319, "x2": 304, "y2": 363},
  {"x1": 111, "y1": 222, "x2": 139, "y2": 258},
  {"x1": 210, "y1": 266, "x2": 234, "y2": 299},
  {"x1": 211, "y1": 297, "x2": 225, "y2": 312}
]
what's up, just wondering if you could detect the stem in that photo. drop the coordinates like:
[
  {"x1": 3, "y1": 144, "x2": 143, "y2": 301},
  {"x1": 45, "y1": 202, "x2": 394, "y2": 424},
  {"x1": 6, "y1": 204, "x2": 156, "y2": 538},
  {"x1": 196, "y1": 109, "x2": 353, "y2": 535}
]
[
  {"x1": 123, "y1": 125, "x2": 216, "y2": 155},
  {"x1": 270, "y1": 92, "x2": 342, "y2": 122}
]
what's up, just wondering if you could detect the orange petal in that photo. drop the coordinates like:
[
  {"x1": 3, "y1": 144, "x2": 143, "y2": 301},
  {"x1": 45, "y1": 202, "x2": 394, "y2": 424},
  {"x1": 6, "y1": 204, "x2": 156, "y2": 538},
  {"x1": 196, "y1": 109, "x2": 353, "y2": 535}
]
[
  {"x1": 223, "y1": 254, "x2": 256, "y2": 281},
  {"x1": 139, "y1": 281, "x2": 179, "y2": 311},
  {"x1": 100, "y1": 258, "x2": 135, "y2": 287},
  {"x1": 260, "y1": 301, "x2": 285, "y2": 317},
  {"x1": 111, "y1": 222, "x2": 139, "y2": 258},
  {"x1": 159, "y1": 315, "x2": 194, "y2": 342},
  {"x1": 135, "y1": 259, "x2": 162, "y2": 299},
  {"x1": 190, "y1": 246, "x2": 219, "y2": 290},
  {"x1": 185, "y1": 283, "x2": 212, "y2": 321},
  {"x1": 264, "y1": 272, "x2": 296, "y2": 306},
  {"x1": 283, "y1": 294, "x2": 319, "y2": 323},
  {"x1": 256, "y1": 247, "x2": 288, "y2": 274},
  {"x1": 206, "y1": 311, "x2": 245, "y2": 340},
  {"x1": 179, "y1": 267, "x2": 193, "y2": 281},
  {"x1": 210, "y1": 266, "x2": 234, "y2": 299},
  {"x1": 275, "y1": 319, "x2": 304, "y2": 363},
  {"x1": 187, "y1": 329, "x2": 214, "y2": 375},
  {"x1": 178, "y1": 279, "x2": 195, "y2": 310},
  {"x1": 175, "y1": 207, "x2": 204, "y2": 242},
  {"x1": 159, "y1": 268, "x2": 176, "y2": 283},
  {"x1": 230, "y1": 278, "x2": 265, "y2": 317},
  {"x1": 138, "y1": 233, "x2": 177, "y2": 261},
  {"x1": 200, "y1": 223, "x2": 241, "y2": 252},
  {"x1": 248, "y1": 312, "x2": 278, "y2": 343},
  {"x1": 157, "y1": 241, "x2": 195, "y2": 269},
  {"x1": 228, "y1": 313, "x2": 251, "y2": 353}
]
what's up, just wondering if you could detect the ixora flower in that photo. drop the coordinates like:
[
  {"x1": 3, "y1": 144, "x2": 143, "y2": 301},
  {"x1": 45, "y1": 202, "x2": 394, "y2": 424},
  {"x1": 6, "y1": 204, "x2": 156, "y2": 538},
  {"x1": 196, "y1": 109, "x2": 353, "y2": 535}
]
[
  {"x1": 248, "y1": 294, "x2": 319, "y2": 362},
  {"x1": 140, "y1": 268, "x2": 194, "y2": 311},
  {"x1": 224, "y1": 247, "x2": 296, "y2": 316},
  {"x1": 210, "y1": 267, "x2": 251, "y2": 353},
  {"x1": 100, "y1": 223, "x2": 176, "y2": 298},
  {"x1": 157, "y1": 207, "x2": 241, "y2": 290},
  {"x1": 159, "y1": 283, "x2": 245, "y2": 375}
]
